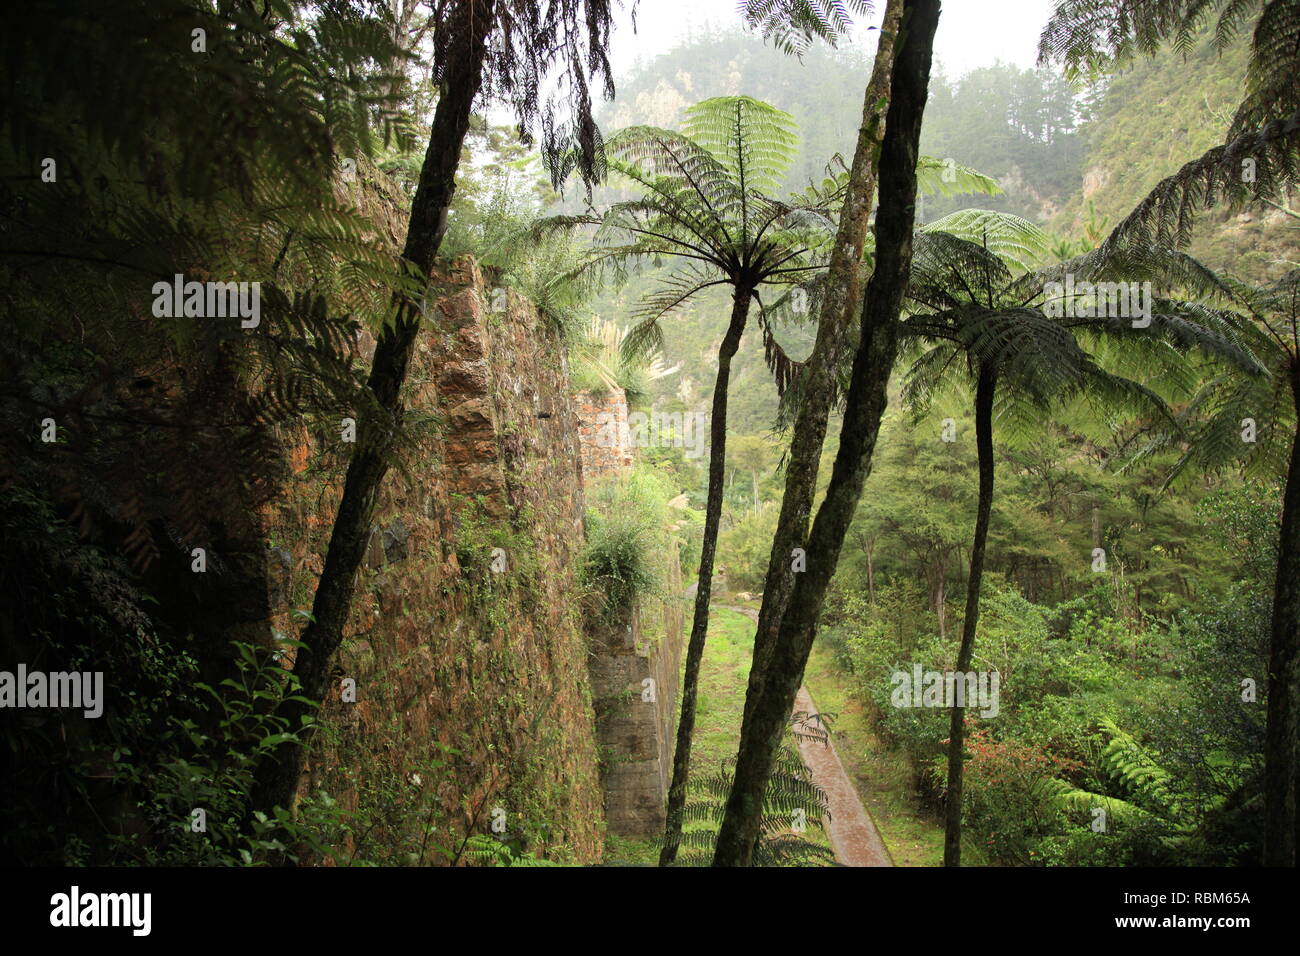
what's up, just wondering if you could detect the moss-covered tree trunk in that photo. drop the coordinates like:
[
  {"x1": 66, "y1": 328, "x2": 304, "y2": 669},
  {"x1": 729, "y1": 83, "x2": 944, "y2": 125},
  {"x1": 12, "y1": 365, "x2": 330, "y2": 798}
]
[
  {"x1": 253, "y1": 0, "x2": 495, "y2": 819},
  {"x1": 742, "y1": 0, "x2": 903, "y2": 726},
  {"x1": 711, "y1": 0, "x2": 940, "y2": 867},
  {"x1": 1264, "y1": 358, "x2": 1300, "y2": 865},
  {"x1": 659, "y1": 283, "x2": 752, "y2": 866},
  {"x1": 943, "y1": 362, "x2": 996, "y2": 867}
]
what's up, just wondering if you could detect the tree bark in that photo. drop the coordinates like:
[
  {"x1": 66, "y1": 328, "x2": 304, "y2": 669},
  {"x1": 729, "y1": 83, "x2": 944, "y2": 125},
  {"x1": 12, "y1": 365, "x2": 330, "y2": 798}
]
[
  {"x1": 252, "y1": 0, "x2": 495, "y2": 820},
  {"x1": 659, "y1": 284, "x2": 752, "y2": 865},
  {"x1": 385, "y1": 0, "x2": 428, "y2": 103},
  {"x1": 943, "y1": 362, "x2": 996, "y2": 866},
  {"x1": 1264, "y1": 358, "x2": 1300, "y2": 865},
  {"x1": 712, "y1": 0, "x2": 940, "y2": 866},
  {"x1": 741, "y1": 0, "x2": 903, "y2": 728}
]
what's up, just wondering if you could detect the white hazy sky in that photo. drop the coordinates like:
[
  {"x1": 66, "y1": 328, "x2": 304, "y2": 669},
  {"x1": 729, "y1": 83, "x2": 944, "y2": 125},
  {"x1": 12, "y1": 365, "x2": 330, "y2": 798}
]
[{"x1": 611, "y1": 0, "x2": 1059, "y2": 81}]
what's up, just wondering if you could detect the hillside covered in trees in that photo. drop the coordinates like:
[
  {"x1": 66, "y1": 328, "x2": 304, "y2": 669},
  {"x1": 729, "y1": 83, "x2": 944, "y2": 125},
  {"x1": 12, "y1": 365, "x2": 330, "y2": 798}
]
[{"x1": 2, "y1": 0, "x2": 1298, "y2": 930}]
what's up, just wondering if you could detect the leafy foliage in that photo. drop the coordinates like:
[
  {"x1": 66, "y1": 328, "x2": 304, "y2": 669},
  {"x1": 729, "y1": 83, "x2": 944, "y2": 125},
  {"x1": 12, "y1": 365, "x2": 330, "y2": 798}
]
[
  {"x1": 571, "y1": 317, "x2": 681, "y2": 401},
  {"x1": 672, "y1": 746, "x2": 836, "y2": 866},
  {"x1": 741, "y1": 0, "x2": 874, "y2": 56},
  {"x1": 582, "y1": 466, "x2": 689, "y2": 614}
]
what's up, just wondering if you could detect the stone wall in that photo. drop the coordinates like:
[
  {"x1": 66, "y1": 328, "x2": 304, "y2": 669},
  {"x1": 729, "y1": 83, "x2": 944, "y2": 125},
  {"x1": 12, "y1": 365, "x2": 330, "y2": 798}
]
[
  {"x1": 262, "y1": 258, "x2": 604, "y2": 863},
  {"x1": 573, "y1": 387, "x2": 687, "y2": 840},
  {"x1": 573, "y1": 387, "x2": 635, "y2": 481},
  {"x1": 586, "y1": 551, "x2": 684, "y2": 838},
  {"x1": 257, "y1": 240, "x2": 687, "y2": 853}
]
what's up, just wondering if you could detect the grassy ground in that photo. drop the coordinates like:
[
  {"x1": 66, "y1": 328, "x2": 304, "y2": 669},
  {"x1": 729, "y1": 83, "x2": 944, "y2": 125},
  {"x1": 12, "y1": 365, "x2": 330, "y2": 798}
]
[
  {"x1": 602, "y1": 833, "x2": 658, "y2": 866},
  {"x1": 689, "y1": 607, "x2": 758, "y2": 773}
]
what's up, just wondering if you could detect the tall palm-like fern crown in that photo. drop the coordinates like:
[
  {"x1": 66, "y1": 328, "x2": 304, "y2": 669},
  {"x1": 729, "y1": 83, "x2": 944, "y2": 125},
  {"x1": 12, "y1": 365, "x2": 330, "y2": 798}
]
[{"x1": 536, "y1": 95, "x2": 830, "y2": 365}]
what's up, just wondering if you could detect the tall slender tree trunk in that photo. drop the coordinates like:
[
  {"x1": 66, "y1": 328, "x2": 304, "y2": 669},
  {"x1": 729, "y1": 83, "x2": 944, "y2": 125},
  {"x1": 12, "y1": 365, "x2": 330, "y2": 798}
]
[
  {"x1": 933, "y1": 559, "x2": 947, "y2": 640},
  {"x1": 866, "y1": 539, "x2": 876, "y2": 604},
  {"x1": 385, "y1": 0, "x2": 426, "y2": 102},
  {"x1": 712, "y1": 0, "x2": 940, "y2": 866},
  {"x1": 660, "y1": 284, "x2": 752, "y2": 865},
  {"x1": 741, "y1": 0, "x2": 903, "y2": 729},
  {"x1": 1264, "y1": 358, "x2": 1300, "y2": 865},
  {"x1": 943, "y1": 363, "x2": 996, "y2": 867},
  {"x1": 252, "y1": 0, "x2": 495, "y2": 818}
]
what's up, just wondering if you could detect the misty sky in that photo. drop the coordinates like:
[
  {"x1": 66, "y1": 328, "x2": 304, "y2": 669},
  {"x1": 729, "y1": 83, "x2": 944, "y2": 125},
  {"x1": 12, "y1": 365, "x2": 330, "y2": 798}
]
[{"x1": 611, "y1": 0, "x2": 1059, "y2": 81}]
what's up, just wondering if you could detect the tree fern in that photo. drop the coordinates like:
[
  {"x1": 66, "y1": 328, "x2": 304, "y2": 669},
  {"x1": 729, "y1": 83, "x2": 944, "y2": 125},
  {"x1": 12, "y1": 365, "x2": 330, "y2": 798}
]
[
  {"x1": 741, "y1": 0, "x2": 874, "y2": 56},
  {"x1": 1040, "y1": 778, "x2": 1154, "y2": 826},
  {"x1": 1042, "y1": 718, "x2": 1187, "y2": 829},
  {"x1": 887, "y1": 210, "x2": 1261, "y2": 864},
  {"x1": 669, "y1": 745, "x2": 836, "y2": 866},
  {"x1": 536, "y1": 95, "x2": 833, "y2": 866},
  {"x1": 1, "y1": 2, "x2": 414, "y2": 571}
]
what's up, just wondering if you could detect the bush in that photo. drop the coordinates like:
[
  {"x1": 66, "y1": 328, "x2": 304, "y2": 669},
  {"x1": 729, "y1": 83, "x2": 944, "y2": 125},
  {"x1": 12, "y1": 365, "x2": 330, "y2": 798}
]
[
  {"x1": 582, "y1": 465, "x2": 687, "y2": 614},
  {"x1": 943, "y1": 725, "x2": 1080, "y2": 865}
]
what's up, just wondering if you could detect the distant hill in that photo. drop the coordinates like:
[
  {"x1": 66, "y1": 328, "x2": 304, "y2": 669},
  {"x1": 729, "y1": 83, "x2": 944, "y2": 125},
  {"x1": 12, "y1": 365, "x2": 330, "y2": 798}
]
[{"x1": 1049, "y1": 35, "x2": 1298, "y2": 281}]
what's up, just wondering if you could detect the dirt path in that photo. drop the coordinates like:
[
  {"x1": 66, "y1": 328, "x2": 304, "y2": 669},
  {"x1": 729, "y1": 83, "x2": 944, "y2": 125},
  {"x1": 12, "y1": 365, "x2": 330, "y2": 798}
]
[{"x1": 715, "y1": 605, "x2": 891, "y2": 867}]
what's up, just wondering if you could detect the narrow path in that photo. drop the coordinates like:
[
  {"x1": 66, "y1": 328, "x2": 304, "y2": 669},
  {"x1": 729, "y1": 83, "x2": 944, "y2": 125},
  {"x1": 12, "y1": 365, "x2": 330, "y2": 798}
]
[{"x1": 715, "y1": 604, "x2": 891, "y2": 867}]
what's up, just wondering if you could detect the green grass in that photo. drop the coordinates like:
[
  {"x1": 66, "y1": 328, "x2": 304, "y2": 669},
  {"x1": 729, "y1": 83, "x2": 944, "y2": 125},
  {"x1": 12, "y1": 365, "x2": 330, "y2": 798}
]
[
  {"x1": 689, "y1": 608, "x2": 757, "y2": 772},
  {"x1": 602, "y1": 833, "x2": 659, "y2": 866}
]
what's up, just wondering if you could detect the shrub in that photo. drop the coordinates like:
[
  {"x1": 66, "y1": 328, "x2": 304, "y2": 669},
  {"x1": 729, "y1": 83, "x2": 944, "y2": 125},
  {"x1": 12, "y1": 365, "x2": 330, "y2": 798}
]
[
  {"x1": 943, "y1": 724, "x2": 1080, "y2": 865},
  {"x1": 582, "y1": 465, "x2": 684, "y2": 614}
]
